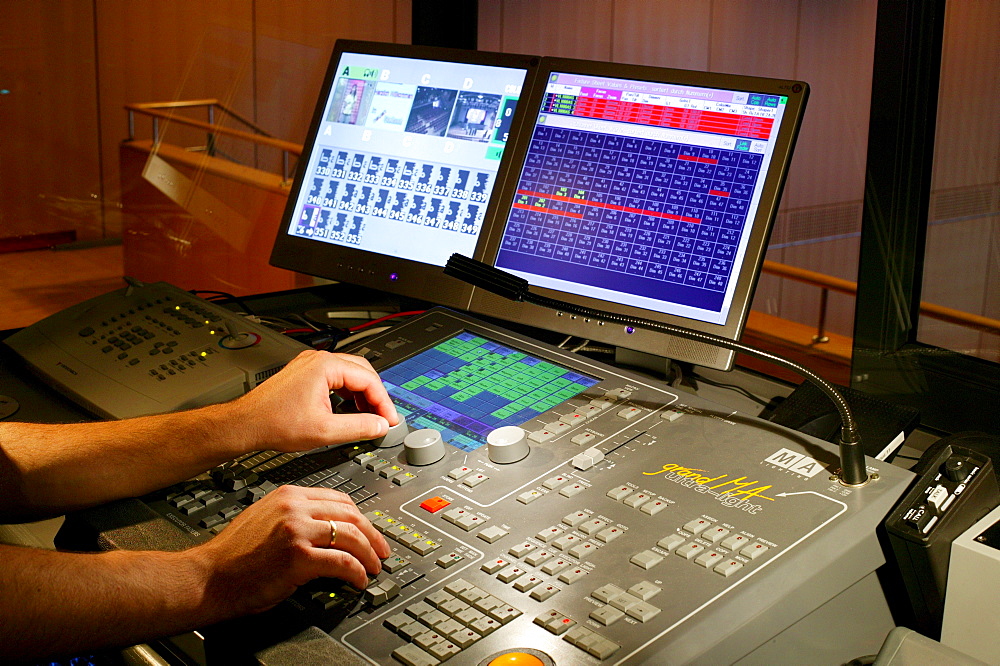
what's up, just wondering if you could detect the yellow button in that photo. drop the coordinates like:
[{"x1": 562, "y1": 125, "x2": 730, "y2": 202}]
[{"x1": 488, "y1": 653, "x2": 545, "y2": 666}]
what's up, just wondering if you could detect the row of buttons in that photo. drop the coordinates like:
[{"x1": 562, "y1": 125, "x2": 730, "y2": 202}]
[
  {"x1": 384, "y1": 578, "x2": 523, "y2": 666},
  {"x1": 516, "y1": 474, "x2": 591, "y2": 506},
  {"x1": 534, "y1": 609, "x2": 620, "y2": 660},
  {"x1": 354, "y1": 451, "x2": 419, "y2": 485},
  {"x1": 77, "y1": 295, "x2": 176, "y2": 338},
  {"x1": 525, "y1": 388, "x2": 634, "y2": 444},
  {"x1": 589, "y1": 581, "x2": 662, "y2": 626},
  {"x1": 606, "y1": 484, "x2": 672, "y2": 515},
  {"x1": 365, "y1": 510, "x2": 442, "y2": 556},
  {"x1": 447, "y1": 466, "x2": 490, "y2": 488},
  {"x1": 629, "y1": 517, "x2": 771, "y2": 577}
]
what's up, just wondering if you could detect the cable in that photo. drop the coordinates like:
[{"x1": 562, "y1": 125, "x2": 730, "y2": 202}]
[
  {"x1": 348, "y1": 310, "x2": 425, "y2": 331},
  {"x1": 690, "y1": 371, "x2": 773, "y2": 408},
  {"x1": 189, "y1": 290, "x2": 255, "y2": 316},
  {"x1": 444, "y1": 253, "x2": 869, "y2": 487},
  {"x1": 335, "y1": 326, "x2": 393, "y2": 349}
]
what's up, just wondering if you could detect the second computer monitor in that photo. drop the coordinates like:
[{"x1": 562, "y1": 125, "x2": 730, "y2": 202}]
[{"x1": 472, "y1": 58, "x2": 808, "y2": 370}]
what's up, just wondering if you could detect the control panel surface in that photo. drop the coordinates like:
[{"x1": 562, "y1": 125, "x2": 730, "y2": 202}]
[{"x1": 108, "y1": 309, "x2": 912, "y2": 665}]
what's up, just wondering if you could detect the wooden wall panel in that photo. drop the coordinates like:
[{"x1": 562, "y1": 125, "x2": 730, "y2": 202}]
[
  {"x1": 708, "y1": 1, "x2": 799, "y2": 80},
  {"x1": 789, "y1": 0, "x2": 876, "y2": 208},
  {"x1": 254, "y1": 0, "x2": 408, "y2": 174},
  {"x1": 0, "y1": 1, "x2": 103, "y2": 240},
  {"x1": 611, "y1": 1, "x2": 711, "y2": 70},
  {"x1": 119, "y1": 142, "x2": 308, "y2": 295},
  {"x1": 932, "y1": 0, "x2": 1000, "y2": 191},
  {"x1": 95, "y1": 1, "x2": 256, "y2": 238},
  {"x1": 483, "y1": 0, "x2": 614, "y2": 59}
]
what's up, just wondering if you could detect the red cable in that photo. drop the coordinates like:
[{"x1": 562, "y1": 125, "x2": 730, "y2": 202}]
[{"x1": 349, "y1": 310, "x2": 426, "y2": 331}]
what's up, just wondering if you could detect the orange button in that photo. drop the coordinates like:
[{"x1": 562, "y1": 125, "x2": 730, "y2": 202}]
[
  {"x1": 419, "y1": 496, "x2": 450, "y2": 513},
  {"x1": 488, "y1": 653, "x2": 545, "y2": 666}
]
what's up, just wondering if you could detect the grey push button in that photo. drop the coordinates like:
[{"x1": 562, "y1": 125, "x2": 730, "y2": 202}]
[
  {"x1": 694, "y1": 550, "x2": 724, "y2": 568},
  {"x1": 480, "y1": 558, "x2": 509, "y2": 574},
  {"x1": 477, "y1": 526, "x2": 508, "y2": 543},
  {"x1": 677, "y1": 542, "x2": 705, "y2": 560},
  {"x1": 590, "y1": 605, "x2": 625, "y2": 626},
  {"x1": 703, "y1": 526, "x2": 731, "y2": 543},
  {"x1": 592, "y1": 584, "x2": 625, "y2": 603},
  {"x1": 530, "y1": 583, "x2": 561, "y2": 602},
  {"x1": 523, "y1": 550, "x2": 555, "y2": 566},
  {"x1": 579, "y1": 519, "x2": 607, "y2": 535},
  {"x1": 741, "y1": 542, "x2": 770, "y2": 559},
  {"x1": 517, "y1": 489, "x2": 543, "y2": 504},
  {"x1": 627, "y1": 581, "x2": 661, "y2": 600},
  {"x1": 596, "y1": 526, "x2": 624, "y2": 543},
  {"x1": 543, "y1": 475, "x2": 570, "y2": 489},
  {"x1": 607, "y1": 485, "x2": 632, "y2": 501},
  {"x1": 507, "y1": 541, "x2": 536, "y2": 558},
  {"x1": 715, "y1": 559, "x2": 744, "y2": 577},
  {"x1": 608, "y1": 592, "x2": 641, "y2": 612},
  {"x1": 448, "y1": 466, "x2": 473, "y2": 479},
  {"x1": 624, "y1": 491, "x2": 651, "y2": 508},
  {"x1": 536, "y1": 525, "x2": 565, "y2": 542},
  {"x1": 560, "y1": 483, "x2": 587, "y2": 498},
  {"x1": 721, "y1": 534, "x2": 751, "y2": 550},
  {"x1": 683, "y1": 518, "x2": 713, "y2": 534},
  {"x1": 629, "y1": 550, "x2": 663, "y2": 570},
  {"x1": 462, "y1": 473, "x2": 489, "y2": 488},
  {"x1": 626, "y1": 601, "x2": 661, "y2": 623},
  {"x1": 528, "y1": 429, "x2": 556, "y2": 443},
  {"x1": 640, "y1": 499, "x2": 669, "y2": 516},
  {"x1": 657, "y1": 533, "x2": 686, "y2": 551}
]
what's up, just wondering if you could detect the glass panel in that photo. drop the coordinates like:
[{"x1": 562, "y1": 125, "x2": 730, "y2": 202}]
[{"x1": 918, "y1": 0, "x2": 1000, "y2": 363}]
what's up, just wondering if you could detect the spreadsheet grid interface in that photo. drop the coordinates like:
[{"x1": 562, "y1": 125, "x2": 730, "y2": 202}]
[
  {"x1": 380, "y1": 332, "x2": 600, "y2": 452},
  {"x1": 496, "y1": 72, "x2": 785, "y2": 319}
]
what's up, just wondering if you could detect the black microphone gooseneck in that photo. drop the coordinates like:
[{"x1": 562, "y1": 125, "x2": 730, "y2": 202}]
[{"x1": 444, "y1": 253, "x2": 870, "y2": 487}]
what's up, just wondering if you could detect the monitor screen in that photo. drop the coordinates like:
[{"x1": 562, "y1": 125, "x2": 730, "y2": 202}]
[
  {"x1": 380, "y1": 330, "x2": 600, "y2": 453},
  {"x1": 270, "y1": 40, "x2": 537, "y2": 308},
  {"x1": 471, "y1": 58, "x2": 808, "y2": 370}
]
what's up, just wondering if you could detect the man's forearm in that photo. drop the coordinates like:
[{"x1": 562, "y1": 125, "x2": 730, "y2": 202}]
[
  {"x1": 0, "y1": 401, "x2": 254, "y2": 522},
  {"x1": 0, "y1": 544, "x2": 218, "y2": 662}
]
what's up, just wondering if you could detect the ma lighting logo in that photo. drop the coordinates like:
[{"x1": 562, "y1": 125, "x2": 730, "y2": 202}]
[{"x1": 763, "y1": 448, "x2": 826, "y2": 478}]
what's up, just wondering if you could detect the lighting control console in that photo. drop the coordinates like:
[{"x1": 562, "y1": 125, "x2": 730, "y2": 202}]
[{"x1": 70, "y1": 308, "x2": 913, "y2": 665}]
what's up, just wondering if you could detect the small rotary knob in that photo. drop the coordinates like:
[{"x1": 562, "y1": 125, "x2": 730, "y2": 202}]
[
  {"x1": 404, "y1": 428, "x2": 446, "y2": 466},
  {"x1": 942, "y1": 457, "x2": 971, "y2": 483},
  {"x1": 487, "y1": 425, "x2": 529, "y2": 464},
  {"x1": 372, "y1": 416, "x2": 409, "y2": 448}
]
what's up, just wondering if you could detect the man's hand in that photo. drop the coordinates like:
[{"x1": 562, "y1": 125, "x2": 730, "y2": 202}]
[
  {"x1": 233, "y1": 350, "x2": 400, "y2": 453},
  {"x1": 190, "y1": 485, "x2": 391, "y2": 616}
]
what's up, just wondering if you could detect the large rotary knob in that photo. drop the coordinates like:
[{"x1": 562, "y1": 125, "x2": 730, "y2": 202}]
[
  {"x1": 487, "y1": 425, "x2": 529, "y2": 464},
  {"x1": 404, "y1": 428, "x2": 446, "y2": 466},
  {"x1": 372, "y1": 416, "x2": 409, "y2": 448}
]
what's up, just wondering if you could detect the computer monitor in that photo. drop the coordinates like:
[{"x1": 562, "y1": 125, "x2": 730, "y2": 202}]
[
  {"x1": 470, "y1": 57, "x2": 808, "y2": 370},
  {"x1": 270, "y1": 40, "x2": 537, "y2": 308}
]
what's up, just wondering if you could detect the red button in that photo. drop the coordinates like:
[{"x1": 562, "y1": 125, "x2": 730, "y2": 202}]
[{"x1": 420, "y1": 496, "x2": 450, "y2": 513}]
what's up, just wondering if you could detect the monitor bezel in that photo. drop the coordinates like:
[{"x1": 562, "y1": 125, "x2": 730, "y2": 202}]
[
  {"x1": 471, "y1": 56, "x2": 809, "y2": 370},
  {"x1": 269, "y1": 39, "x2": 540, "y2": 310}
]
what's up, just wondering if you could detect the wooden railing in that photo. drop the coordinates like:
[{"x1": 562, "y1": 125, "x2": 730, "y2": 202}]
[
  {"x1": 124, "y1": 100, "x2": 1000, "y2": 355},
  {"x1": 125, "y1": 99, "x2": 301, "y2": 182},
  {"x1": 762, "y1": 259, "x2": 1000, "y2": 343}
]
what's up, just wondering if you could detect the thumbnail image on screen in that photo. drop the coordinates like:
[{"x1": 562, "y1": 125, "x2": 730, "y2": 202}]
[
  {"x1": 380, "y1": 331, "x2": 600, "y2": 452},
  {"x1": 286, "y1": 51, "x2": 528, "y2": 268}
]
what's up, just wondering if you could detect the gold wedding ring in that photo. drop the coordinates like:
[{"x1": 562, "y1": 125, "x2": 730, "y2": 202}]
[{"x1": 329, "y1": 519, "x2": 338, "y2": 547}]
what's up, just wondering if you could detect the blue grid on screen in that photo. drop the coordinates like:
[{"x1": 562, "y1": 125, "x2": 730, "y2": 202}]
[{"x1": 380, "y1": 331, "x2": 600, "y2": 452}]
